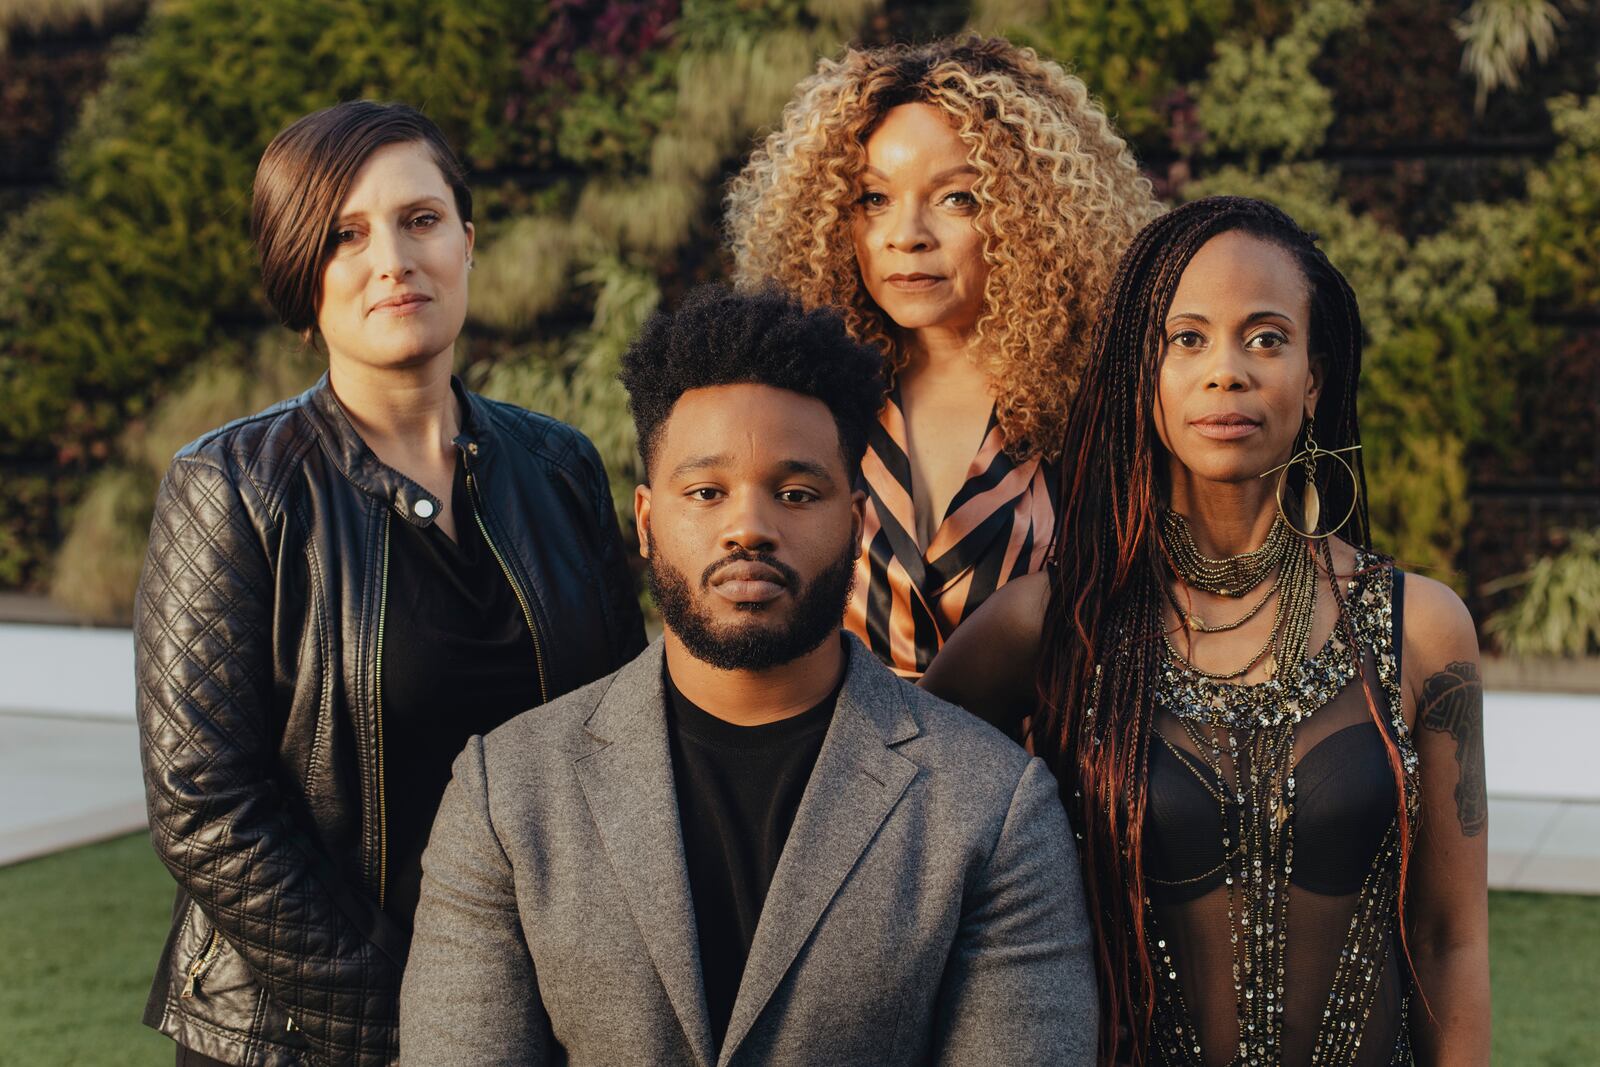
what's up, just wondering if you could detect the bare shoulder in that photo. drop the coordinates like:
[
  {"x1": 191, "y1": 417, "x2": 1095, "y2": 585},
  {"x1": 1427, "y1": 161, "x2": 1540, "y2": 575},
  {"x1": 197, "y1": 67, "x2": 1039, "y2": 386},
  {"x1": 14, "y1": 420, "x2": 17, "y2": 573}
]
[
  {"x1": 919, "y1": 571, "x2": 1050, "y2": 727},
  {"x1": 1399, "y1": 570, "x2": 1480, "y2": 671},
  {"x1": 929, "y1": 571, "x2": 1049, "y2": 672},
  {"x1": 971, "y1": 570, "x2": 1052, "y2": 634}
]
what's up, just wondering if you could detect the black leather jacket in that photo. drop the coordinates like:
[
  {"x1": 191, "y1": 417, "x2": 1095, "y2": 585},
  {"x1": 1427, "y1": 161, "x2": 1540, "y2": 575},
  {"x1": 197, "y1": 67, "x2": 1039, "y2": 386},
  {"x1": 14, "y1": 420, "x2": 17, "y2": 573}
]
[{"x1": 135, "y1": 375, "x2": 645, "y2": 1066}]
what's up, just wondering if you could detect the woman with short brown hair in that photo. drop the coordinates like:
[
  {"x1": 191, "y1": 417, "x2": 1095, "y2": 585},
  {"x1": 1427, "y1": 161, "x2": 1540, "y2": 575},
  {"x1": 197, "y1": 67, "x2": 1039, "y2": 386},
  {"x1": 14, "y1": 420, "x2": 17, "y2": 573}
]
[{"x1": 136, "y1": 101, "x2": 644, "y2": 1066}]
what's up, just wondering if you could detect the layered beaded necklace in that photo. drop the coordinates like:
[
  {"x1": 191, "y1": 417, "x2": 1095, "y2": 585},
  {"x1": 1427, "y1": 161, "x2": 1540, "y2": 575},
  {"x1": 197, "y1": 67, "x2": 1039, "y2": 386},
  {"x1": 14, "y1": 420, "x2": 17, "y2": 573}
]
[
  {"x1": 1159, "y1": 511, "x2": 1318, "y2": 682},
  {"x1": 1156, "y1": 511, "x2": 1346, "y2": 1064}
]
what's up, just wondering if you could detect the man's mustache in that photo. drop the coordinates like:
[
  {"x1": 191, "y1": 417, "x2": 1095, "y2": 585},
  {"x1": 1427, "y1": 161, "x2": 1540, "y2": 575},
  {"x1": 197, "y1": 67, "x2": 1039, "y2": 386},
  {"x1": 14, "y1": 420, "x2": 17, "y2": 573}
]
[{"x1": 701, "y1": 549, "x2": 801, "y2": 590}]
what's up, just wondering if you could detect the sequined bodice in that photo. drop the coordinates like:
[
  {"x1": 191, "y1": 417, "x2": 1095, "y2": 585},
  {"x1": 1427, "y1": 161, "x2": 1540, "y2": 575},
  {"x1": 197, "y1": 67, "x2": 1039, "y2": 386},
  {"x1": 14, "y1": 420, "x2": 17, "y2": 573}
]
[{"x1": 1144, "y1": 556, "x2": 1419, "y2": 1067}]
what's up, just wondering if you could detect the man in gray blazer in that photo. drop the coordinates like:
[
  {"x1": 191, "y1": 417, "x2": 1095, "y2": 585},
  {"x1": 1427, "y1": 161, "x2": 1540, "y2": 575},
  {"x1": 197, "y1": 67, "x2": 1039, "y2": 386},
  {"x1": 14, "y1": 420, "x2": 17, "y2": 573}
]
[{"x1": 400, "y1": 287, "x2": 1098, "y2": 1066}]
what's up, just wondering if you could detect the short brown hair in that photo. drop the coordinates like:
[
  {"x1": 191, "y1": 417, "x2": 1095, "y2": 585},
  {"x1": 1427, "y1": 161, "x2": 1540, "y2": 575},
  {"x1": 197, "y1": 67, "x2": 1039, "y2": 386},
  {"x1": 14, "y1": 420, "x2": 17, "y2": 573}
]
[{"x1": 251, "y1": 101, "x2": 472, "y2": 337}]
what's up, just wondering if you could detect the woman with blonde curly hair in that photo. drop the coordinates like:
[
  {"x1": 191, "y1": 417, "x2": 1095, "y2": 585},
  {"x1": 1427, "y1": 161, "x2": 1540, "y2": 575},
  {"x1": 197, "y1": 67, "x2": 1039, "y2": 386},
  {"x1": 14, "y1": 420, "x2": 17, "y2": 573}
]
[{"x1": 727, "y1": 35, "x2": 1159, "y2": 679}]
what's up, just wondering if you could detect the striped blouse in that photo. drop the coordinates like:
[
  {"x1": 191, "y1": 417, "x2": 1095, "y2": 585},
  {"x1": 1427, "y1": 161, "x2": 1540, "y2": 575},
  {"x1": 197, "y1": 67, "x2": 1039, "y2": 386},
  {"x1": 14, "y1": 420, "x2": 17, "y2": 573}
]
[{"x1": 845, "y1": 387, "x2": 1060, "y2": 679}]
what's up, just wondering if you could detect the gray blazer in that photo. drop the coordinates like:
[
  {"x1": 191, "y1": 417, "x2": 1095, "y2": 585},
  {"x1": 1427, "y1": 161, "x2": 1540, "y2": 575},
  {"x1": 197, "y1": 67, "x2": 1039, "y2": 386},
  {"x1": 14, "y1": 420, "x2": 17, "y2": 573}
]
[{"x1": 400, "y1": 635, "x2": 1098, "y2": 1066}]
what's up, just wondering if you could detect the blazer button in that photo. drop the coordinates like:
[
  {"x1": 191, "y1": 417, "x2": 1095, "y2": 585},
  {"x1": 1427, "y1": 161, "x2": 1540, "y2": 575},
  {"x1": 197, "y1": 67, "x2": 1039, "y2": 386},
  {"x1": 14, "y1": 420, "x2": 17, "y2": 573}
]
[{"x1": 414, "y1": 499, "x2": 436, "y2": 519}]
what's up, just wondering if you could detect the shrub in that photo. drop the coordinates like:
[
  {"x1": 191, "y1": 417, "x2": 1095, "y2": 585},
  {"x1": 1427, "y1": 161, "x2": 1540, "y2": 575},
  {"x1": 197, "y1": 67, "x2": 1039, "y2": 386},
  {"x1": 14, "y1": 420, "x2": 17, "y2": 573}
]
[
  {"x1": 50, "y1": 330, "x2": 321, "y2": 623},
  {"x1": 472, "y1": 258, "x2": 661, "y2": 524},
  {"x1": 985, "y1": 0, "x2": 1277, "y2": 152},
  {"x1": 0, "y1": 0, "x2": 143, "y2": 49},
  {"x1": 21, "y1": 0, "x2": 891, "y2": 609},
  {"x1": 1194, "y1": 0, "x2": 1369, "y2": 165},
  {"x1": 1486, "y1": 528, "x2": 1600, "y2": 656},
  {"x1": 1455, "y1": 0, "x2": 1566, "y2": 112},
  {"x1": 48, "y1": 466, "x2": 155, "y2": 625}
]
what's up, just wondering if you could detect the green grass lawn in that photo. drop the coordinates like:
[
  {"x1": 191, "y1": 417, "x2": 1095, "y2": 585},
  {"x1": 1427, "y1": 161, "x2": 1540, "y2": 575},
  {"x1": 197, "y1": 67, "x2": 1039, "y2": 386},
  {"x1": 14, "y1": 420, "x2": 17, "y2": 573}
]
[{"x1": 1, "y1": 833, "x2": 1596, "y2": 1065}]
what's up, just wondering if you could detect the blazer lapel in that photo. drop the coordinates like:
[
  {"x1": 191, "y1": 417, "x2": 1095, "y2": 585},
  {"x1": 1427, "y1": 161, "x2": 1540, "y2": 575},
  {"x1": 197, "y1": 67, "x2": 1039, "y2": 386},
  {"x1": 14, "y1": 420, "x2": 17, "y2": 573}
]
[
  {"x1": 717, "y1": 637, "x2": 920, "y2": 1066},
  {"x1": 574, "y1": 642, "x2": 716, "y2": 1067}
]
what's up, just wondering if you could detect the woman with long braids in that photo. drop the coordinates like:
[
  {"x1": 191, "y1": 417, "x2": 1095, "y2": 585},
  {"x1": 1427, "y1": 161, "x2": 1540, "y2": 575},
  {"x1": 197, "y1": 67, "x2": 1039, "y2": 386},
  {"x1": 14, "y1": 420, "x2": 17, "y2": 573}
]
[
  {"x1": 727, "y1": 36, "x2": 1159, "y2": 678},
  {"x1": 923, "y1": 197, "x2": 1489, "y2": 1064}
]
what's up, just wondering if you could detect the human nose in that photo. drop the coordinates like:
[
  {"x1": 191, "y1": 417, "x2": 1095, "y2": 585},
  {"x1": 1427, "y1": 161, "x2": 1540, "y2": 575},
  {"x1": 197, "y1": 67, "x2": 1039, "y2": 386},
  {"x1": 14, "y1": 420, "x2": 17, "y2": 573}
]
[
  {"x1": 720, "y1": 489, "x2": 779, "y2": 555},
  {"x1": 1204, "y1": 340, "x2": 1250, "y2": 391},
  {"x1": 884, "y1": 198, "x2": 934, "y2": 253},
  {"x1": 368, "y1": 220, "x2": 413, "y2": 282}
]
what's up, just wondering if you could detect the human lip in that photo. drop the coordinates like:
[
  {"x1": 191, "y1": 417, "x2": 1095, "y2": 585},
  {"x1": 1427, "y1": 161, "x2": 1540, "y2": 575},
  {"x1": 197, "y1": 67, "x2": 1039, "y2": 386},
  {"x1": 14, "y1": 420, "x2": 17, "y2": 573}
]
[
  {"x1": 1190, "y1": 413, "x2": 1262, "y2": 440},
  {"x1": 883, "y1": 273, "x2": 945, "y2": 292},
  {"x1": 369, "y1": 292, "x2": 431, "y2": 316},
  {"x1": 708, "y1": 561, "x2": 788, "y2": 604}
]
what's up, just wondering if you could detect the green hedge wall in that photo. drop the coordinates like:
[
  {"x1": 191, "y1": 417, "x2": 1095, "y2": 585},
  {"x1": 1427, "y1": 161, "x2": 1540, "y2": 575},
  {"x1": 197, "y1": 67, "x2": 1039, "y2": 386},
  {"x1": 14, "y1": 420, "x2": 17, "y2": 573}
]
[{"x1": 1, "y1": 0, "x2": 1596, "y2": 635}]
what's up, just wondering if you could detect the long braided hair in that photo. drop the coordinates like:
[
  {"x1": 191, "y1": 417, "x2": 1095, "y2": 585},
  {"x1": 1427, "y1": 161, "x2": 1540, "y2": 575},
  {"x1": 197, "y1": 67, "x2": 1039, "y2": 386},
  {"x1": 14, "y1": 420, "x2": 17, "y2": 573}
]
[{"x1": 1036, "y1": 196, "x2": 1414, "y2": 1063}]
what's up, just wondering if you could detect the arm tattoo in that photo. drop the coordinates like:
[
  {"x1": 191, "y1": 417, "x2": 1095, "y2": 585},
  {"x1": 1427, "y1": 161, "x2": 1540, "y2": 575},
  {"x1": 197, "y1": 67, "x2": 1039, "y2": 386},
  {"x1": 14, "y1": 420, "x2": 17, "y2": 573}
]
[{"x1": 1419, "y1": 661, "x2": 1487, "y2": 837}]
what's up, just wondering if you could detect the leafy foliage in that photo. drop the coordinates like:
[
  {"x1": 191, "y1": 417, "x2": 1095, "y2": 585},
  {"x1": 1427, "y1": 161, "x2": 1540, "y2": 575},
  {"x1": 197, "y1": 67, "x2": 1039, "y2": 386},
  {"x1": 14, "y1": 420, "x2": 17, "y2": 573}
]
[
  {"x1": 1486, "y1": 528, "x2": 1600, "y2": 656},
  {"x1": 1186, "y1": 4, "x2": 1599, "y2": 602},
  {"x1": 474, "y1": 259, "x2": 661, "y2": 524},
  {"x1": 0, "y1": 0, "x2": 141, "y2": 50},
  {"x1": 4, "y1": 0, "x2": 1597, "y2": 657},
  {"x1": 1194, "y1": 0, "x2": 1368, "y2": 164},
  {"x1": 984, "y1": 0, "x2": 1270, "y2": 151},
  {"x1": 50, "y1": 331, "x2": 321, "y2": 622},
  {"x1": 0, "y1": 0, "x2": 550, "y2": 456},
  {"x1": 1455, "y1": 0, "x2": 1566, "y2": 111}
]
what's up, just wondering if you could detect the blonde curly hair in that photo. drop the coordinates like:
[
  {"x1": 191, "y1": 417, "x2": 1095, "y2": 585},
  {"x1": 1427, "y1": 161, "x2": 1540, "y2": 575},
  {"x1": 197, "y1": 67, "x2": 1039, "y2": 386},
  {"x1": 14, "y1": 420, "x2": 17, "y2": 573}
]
[{"x1": 726, "y1": 35, "x2": 1161, "y2": 459}]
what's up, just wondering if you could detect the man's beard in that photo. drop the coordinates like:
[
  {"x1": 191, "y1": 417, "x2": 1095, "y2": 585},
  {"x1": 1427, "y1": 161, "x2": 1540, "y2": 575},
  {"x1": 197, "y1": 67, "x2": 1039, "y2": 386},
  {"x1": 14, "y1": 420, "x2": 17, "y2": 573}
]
[{"x1": 647, "y1": 537, "x2": 856, "y2": 672}]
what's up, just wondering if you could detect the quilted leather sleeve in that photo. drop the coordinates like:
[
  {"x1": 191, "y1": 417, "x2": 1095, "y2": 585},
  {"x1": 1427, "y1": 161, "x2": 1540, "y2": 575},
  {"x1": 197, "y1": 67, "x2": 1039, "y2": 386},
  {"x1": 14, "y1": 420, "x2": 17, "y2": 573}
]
[{"x1": 136, "y1": 456, "x2": 400, "y2": 1066}]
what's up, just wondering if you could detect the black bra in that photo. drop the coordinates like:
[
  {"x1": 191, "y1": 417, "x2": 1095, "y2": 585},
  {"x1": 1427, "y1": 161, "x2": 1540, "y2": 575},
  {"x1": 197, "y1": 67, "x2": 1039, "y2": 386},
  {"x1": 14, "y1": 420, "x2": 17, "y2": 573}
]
[{"x1": 1144, "y1": 720, "x2": 1399, "y2": 903}]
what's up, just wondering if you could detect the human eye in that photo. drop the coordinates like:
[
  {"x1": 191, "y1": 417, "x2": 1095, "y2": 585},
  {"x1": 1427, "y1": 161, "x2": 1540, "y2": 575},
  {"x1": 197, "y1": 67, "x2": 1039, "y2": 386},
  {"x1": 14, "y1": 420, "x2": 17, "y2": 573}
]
[
  {"x1": 941, "y1": 189, "x2": 979, "y2": 211},
  {"x1": 1168, "y1": 329, "x2": 1206, "y2": 350},
  {"x1": 408, "y1": 211, "x2": 441, "y2": 230},
  {"x1": 686, "y1": 486, "x2": 723, "y2": 502},
  {"x1": 777, "y1": 488, "x2": 818, "y2": 505},
  {"x1": 328, "y1": 226, "x2": 361, "y2": 249},
  {"x1": 1246, "y1": 329, "x2": 1288, "y2": 351},
  {"x1": 856, "y1": 190, "x2": 888, "y2": 210}
]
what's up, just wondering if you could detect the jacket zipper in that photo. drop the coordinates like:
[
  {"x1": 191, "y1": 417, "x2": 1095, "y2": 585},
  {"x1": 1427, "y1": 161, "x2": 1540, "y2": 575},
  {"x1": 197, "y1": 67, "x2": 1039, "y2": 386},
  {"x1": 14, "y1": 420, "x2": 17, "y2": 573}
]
[
  {"x1": 466, "y1": 470, "x2": 549, "y2": 705},
  {"x1": 181, "y1": 928, "x2": 224, "y2": 999},
  {"x1": 373, "y1": 512, "x2": 392, "y2": 908}
]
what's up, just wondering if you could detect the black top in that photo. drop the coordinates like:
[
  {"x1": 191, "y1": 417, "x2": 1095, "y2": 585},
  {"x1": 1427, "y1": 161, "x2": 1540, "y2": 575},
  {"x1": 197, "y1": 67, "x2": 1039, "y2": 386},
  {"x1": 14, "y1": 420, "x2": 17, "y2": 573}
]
[
  {"x1": 382, "y1": 459, "x2": 543, "y2": 927},
  {"x1": 664, "y1": 665, "x2": 839, "y2": 1050},
  {"x1": 1139, "y1": 563, "x2": 1415, "y2": 1065}
]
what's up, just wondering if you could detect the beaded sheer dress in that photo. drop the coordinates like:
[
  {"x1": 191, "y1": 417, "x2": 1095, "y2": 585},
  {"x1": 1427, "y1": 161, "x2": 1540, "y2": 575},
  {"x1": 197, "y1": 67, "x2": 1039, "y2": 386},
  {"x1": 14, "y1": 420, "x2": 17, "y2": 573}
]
[{"x1": 1144, "y1": 553, "x2": 1419, "y2": 1066}]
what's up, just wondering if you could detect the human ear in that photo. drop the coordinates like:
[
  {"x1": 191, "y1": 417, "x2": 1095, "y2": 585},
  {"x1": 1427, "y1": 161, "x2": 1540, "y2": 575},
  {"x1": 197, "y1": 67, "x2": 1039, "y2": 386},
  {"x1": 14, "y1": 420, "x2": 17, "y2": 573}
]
[
  {"x1": 1305, "y1": 354, "x2": 1325, "y2": 419},
  {"x1": 634, "y1": 484, "x2": 653, "y2": 559}
]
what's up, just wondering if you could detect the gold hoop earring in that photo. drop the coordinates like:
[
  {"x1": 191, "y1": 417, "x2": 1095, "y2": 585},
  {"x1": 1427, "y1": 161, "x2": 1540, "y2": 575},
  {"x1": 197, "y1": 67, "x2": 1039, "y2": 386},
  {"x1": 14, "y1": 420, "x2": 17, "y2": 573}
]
[{"x1": 1260, "y1": 417, "x2": 1361, "y2": 539}]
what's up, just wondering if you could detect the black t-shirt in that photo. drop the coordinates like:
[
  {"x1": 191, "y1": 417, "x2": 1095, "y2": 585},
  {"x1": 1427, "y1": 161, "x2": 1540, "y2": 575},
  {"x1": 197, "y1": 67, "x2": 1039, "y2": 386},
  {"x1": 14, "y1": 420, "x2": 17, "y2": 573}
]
[
  {"x1": 663, "y1": 665, "x2": 839, "y2": 1050},
  {"x1": 381, "y1": 459, "x2": 542, "y2": 927}
]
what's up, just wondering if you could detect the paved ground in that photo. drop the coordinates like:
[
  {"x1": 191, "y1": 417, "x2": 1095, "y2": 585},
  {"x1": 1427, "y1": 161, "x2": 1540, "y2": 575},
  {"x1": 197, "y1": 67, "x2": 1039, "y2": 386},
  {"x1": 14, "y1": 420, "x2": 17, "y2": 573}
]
[
  {"x1": 2, "y1": 622, "x2": 1597, "y2": 892},
  {"x1": 0, "y1": 713, "x2": 145, "y2": 866}
]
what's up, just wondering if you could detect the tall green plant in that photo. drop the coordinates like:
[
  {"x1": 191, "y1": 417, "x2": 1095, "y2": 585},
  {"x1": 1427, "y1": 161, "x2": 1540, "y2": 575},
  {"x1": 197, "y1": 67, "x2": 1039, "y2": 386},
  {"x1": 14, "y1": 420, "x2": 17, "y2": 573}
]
[
  {"x1": 1486, "y1": 528, "x2": 1600, "y2": 656},
  {"x1": 1454, "y1": 0, "x2": 1566, "y2": 111}
]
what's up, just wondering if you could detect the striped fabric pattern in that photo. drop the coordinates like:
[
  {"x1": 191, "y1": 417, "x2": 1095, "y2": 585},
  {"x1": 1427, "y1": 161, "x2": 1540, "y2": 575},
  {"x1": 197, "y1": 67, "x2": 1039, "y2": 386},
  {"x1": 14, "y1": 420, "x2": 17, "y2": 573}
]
[{"x1": 845, "y1": 388, "x2": 1059, "y2": 679}]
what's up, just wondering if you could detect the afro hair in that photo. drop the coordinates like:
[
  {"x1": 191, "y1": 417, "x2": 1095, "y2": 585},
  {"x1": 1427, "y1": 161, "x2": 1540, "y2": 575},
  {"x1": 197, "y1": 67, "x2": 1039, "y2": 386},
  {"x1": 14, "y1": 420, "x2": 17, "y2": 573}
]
[{"x1": 619, "y1": 285, "x2": 888, "y2": 478}]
